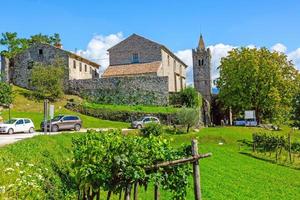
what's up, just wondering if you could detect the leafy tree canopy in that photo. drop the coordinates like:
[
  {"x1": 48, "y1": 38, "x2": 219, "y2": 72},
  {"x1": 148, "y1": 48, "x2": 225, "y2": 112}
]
[
  {"x1": 30, "y1": 59, "x2": 65, "y2": 101},
  {"x1": 217, "y1": 47, "x2": 300, "y2": 124},
  {"x1": 0, "y1": 32, "x2": 61, "y2": 58}
]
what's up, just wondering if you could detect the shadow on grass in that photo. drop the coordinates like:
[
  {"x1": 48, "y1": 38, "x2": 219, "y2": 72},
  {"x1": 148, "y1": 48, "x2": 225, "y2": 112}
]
[{"x1": 239, "y1": 152, "x2": 300, "y2": 170}]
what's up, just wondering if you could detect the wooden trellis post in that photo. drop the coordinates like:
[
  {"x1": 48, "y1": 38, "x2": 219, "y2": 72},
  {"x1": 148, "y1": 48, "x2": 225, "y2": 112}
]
[
  {"x1": 192, "y1": 139, "x2": 201, "y2": 200},
  {"x1": 122, "y1": 139, "x2": 211, "y2": 200}
]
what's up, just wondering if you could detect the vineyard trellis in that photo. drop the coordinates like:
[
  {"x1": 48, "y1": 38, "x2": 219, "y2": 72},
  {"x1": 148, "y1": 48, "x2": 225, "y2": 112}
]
[
  {"x1": 122, "y1": 139, "x2": 212, "y2": 200},
  {"x1": 72, "y1": 131, "x2": 212, "y2": 200}
]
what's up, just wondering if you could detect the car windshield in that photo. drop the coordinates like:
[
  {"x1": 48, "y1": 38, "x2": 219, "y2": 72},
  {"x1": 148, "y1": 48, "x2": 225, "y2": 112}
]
[
  {"x1": 52, "y1": 116, "x2": 63, "y2": 121},
  {"x1": 4, "y1": 119, "x2": 17, "y2": 124}
]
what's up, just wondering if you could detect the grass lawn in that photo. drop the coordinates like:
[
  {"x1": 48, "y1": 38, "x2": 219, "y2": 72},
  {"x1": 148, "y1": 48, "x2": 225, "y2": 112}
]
[
  {"x1": 83, "y1": 102, "x2": 179, "y2": 114},
  {"x1": 0, "y1": 127, "x2": 299, "y2": 199},
  {"x1": 0, "y1": 86, "x2": 129, "y2": 129}
]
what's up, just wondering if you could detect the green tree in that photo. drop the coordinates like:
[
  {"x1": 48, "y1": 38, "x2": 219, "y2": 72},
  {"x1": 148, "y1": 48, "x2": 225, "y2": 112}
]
[
  {"x1": 0, "y1": 82, "x2": 13, "y2": 120},
  {"x1": 0, "y1": 32, "x2": 28, "y2": 58},
  {"x1": 30, "y1": 59, "x2": 65, "y2": 101},
  {"x1": 29, "y1": 33, "x2": 61, "y2": 45},
  {"x1": 176, "y1": 107, "x2": 199, "y2": 133},
  {"x1": 0, "y1": 82, "x2": 13, "y2": 106},
  {"x1": 217, "y1": 47, "x2": 299, "y2": 124},
  {"x1": 0, "y1": 32, "x2": 61, "y2": 58},
  {"x1": 170, "y1": 87, "x2": 201, "y2": 108}
]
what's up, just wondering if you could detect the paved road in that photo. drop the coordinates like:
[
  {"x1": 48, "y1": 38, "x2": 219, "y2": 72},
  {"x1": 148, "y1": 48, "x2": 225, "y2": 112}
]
[{"x1": 0, "y1": 128, "x2": 132, "y2": 147}]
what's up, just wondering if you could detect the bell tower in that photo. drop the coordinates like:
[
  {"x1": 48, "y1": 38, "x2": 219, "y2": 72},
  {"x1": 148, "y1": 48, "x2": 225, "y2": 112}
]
[
  {"x1": 192, "y1": 35, "x2": 212, "y2": 125},
  {"x1": 192, "y1": 35, "x2": 211, "y2": 103}
]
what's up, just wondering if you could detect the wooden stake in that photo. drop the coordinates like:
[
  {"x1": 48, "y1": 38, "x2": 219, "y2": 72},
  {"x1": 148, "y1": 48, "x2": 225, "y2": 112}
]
[
  {"x1": 107, "y1": 190, "x2": 112, "y2": 200},
  {"x1": 288, "y1": 131, "x2": 292, "y2": 163},
  {"x1": 192, "y1": 139, "x2": 202, "y2": 200}
]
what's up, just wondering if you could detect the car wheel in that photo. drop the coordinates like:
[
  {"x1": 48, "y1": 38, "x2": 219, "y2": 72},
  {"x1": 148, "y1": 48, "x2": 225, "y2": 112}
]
[
  {"x1": 51, "y1": 125, "x2": 59, "y2": 132},
  {"x1": 8, "y1": 128, "x2": 14, "y2": 135},
  {"x1": 29, "y1": 127, "x2": 34, "y2": 134},
  {"x1": 137, "y1": 124, "x2": 142, "y2": 129},
  {"x1": 74, "y1": 124, "x2": 81, "y2": 131}
]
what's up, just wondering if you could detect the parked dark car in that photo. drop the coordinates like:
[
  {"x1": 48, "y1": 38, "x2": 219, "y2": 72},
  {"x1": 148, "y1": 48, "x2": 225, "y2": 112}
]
[{"x1": 41, "y1": 115, "x2": 82, "y2": 132}]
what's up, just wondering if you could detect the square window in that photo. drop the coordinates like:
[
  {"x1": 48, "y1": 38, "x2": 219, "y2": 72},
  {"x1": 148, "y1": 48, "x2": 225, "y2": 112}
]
[{"x1": 132, "y1": 53, "x2": 139, "y2": 63}]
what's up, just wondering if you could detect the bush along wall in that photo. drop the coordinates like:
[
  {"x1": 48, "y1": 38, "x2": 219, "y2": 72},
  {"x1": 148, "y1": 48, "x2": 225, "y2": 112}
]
[{"x1": 65, "y1": 102, "x2": 176, "y2": 124}]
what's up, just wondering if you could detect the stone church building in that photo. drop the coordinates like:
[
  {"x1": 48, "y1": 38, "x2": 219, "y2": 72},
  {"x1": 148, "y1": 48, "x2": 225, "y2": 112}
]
[{"x1": 102, "y1": 34, "x2": 187, "y2": 92}]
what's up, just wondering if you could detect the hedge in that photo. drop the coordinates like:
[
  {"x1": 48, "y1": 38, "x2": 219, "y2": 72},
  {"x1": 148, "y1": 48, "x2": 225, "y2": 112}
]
[{"x1": 65, "y1": 102, "x2": 176, "y2": 125}]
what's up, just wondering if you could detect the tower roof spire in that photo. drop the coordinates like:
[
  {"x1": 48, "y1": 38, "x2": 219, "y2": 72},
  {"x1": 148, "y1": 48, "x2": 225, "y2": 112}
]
[{"x1": 198, "y1": 34, "x2": 205, "y2": 50}]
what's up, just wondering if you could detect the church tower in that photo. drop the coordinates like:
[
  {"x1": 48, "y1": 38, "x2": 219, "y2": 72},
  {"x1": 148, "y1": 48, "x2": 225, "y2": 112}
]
[{"x1": 192, "y1": 35, "x2": 212, "y2": 103}]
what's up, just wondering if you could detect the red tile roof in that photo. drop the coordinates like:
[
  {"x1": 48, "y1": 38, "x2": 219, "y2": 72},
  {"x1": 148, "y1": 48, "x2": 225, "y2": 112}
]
[{"x1": 102, "y1": 61, "x2": 162, "y2": 77}]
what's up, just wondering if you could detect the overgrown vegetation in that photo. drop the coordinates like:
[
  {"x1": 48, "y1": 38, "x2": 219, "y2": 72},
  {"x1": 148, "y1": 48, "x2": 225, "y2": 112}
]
[
  {"x1": 170, "y1": 87, "x2": 201, "y2": 108},
  {"x1": 141, "y1": 122, "x2": 163, "y2": 137},
  {"x1": 30, "y1": 59, "x2": 65, "y2": 101}
]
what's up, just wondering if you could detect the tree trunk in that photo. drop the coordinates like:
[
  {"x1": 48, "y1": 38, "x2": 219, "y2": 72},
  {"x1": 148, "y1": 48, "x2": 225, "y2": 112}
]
[
  {"x1": 134, "y1": 182, "x2": 138, "y2": 200},
  {"x1": 107, "y1": 190, "x2": 112, "y2": 200}
]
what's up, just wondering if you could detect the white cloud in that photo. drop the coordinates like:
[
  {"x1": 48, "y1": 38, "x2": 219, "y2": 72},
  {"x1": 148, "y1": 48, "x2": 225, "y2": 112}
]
[
  {"x1": 176, "y1": 44, "x2": 235, "y2": 86},
  {"x1": 76, "y1": 32, "x2": 124, "y2": 73},
  {"x1": 271, "y1": 43, "x2": 287, "y2": 53},
  {"x1": 288, "y1": 48, "x2": 300, "y2": 70},
  {"x1": 208, "y1": 44, "x2": 236, "y2": 81}
]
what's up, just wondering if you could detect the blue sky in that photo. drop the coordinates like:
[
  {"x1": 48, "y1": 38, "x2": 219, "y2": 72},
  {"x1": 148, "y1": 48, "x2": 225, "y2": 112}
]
[{"x1": 1, "y1": 0, "x2": 300, "y2": 82}]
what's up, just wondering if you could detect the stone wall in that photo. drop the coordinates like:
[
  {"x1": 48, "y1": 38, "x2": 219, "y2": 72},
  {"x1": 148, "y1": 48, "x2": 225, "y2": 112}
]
[
  {"x1": 0, "y1": 55, "x2": 10, "y2": 82},
  {"x1": 67, "y1": 76, "x2": 169, "y2": 106}
]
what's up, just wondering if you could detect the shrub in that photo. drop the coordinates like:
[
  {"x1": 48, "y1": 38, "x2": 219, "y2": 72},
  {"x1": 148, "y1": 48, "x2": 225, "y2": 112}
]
[
  {"x1": 170, "y1": 87, "x2": 201, "y2": 108},
  {"x1": 30, "y1": 59, "x2": 65, "y2": 101},
  {"x1": 176, "y1": 107, "x2": 199, "y2": 133},
  {"x1": 141, "y1": 122, "x2": 163, "y2": 137},
  {"x1": 0, "y1": 82, "x2": 13, "y2": 106}
]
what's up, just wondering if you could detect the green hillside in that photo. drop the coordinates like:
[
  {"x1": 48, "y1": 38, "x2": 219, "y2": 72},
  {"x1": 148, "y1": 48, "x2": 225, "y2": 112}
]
[{"x1": 0, "y1": 86, "x2": 128, "y2": 129}]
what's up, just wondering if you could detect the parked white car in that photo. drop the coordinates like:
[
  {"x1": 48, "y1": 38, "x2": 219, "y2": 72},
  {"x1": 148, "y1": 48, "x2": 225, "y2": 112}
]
[{"x1": 0, "y1": 118, "x2": 35, "y2": 134}]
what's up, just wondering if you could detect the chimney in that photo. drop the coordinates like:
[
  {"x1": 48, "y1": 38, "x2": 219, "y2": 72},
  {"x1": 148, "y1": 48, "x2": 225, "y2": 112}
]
[{"x1": 55, "y1": 43, "x2": 63, "y2": 49}]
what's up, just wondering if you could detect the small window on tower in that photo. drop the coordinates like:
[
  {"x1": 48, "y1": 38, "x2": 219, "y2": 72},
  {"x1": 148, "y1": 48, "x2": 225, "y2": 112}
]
[
  {"x1": 202, "y1": 59, "x2": 204, "y2": 65},
  {"x1": 198, "y1": 60, "x2": 201, "y2": 66},
  {"x1": 38, "y1": 49, "x2": 43, "y2": 55}
]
